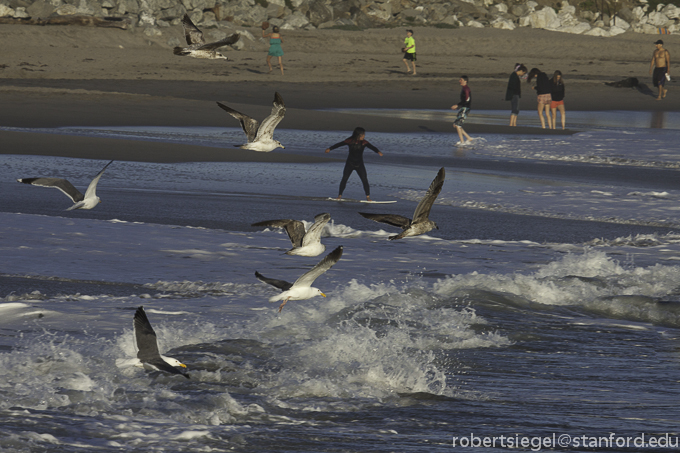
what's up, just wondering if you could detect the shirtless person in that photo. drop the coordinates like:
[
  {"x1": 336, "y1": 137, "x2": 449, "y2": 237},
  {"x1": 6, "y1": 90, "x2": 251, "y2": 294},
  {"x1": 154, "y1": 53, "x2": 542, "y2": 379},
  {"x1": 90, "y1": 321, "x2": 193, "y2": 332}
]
[{"x1": 650, "y1": 39, "x2": 670, "y2": 100}]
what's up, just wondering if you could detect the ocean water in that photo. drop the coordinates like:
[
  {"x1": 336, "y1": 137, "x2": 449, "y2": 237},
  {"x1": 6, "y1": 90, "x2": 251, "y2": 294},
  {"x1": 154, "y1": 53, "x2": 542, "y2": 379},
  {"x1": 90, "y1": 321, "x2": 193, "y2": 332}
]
[{"x1": 1, "y1": 114, "x2": 680, "y2": 452}]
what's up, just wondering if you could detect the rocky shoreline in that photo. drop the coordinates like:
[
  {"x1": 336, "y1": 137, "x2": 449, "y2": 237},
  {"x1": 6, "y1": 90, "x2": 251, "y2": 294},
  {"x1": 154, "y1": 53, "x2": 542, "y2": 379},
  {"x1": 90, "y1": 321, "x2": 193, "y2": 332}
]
[{"x1": 0, "y1": 0, "x2": 678, "y2": 47}]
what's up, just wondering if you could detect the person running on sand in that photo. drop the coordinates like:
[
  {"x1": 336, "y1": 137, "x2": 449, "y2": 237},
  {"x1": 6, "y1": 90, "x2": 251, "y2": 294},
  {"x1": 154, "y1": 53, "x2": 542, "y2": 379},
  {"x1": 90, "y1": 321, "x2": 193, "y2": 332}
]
[
  {"x1": 527, "y1": 68, "x2": 552, "y2": 129},
  {"x1": 549, "y1": 70, "x2": 566, "y2": 129},
  {"x1": 402, "y1": 29, "x2": 416, "y2": 75},
  {"x1": 650, "y1": 39, "x2": 670, "y2": 100},
  {"x1": 325, "y1": 127, "x2": 383, "y2": 201},
  {"x1": 263, "y1": 25, "x2": 284, "y2": 75},
  {"x1": 451, "y1": 76, "x2": 472, "y2": 145},
  {"x1": 506, "y1": 63, "x2": 527, "y2": 127}
]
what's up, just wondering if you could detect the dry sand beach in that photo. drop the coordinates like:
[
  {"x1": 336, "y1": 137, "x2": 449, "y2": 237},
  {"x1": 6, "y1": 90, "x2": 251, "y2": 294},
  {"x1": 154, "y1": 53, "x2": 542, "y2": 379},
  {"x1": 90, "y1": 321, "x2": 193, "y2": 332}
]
[{"x1": 0, "y1": 23, "x2": 679, "y2": 162}]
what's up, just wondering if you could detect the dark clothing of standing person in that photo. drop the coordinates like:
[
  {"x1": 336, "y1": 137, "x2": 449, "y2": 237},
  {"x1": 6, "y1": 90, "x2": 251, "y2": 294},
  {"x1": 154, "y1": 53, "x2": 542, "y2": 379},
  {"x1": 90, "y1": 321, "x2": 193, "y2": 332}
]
[
  {"x1": 534, "y1": 71, "x2": 552, "y2": 95},
  {"x1": 325, "y1": 127, "x2": 383, "y2": 201},
  {"x1": 505, "y1": 63, "x2": 527, "y2": 126}
]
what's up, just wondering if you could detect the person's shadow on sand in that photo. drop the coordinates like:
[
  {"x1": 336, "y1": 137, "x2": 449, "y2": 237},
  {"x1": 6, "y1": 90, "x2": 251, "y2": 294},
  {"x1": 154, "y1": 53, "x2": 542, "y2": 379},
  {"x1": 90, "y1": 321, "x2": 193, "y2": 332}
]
[{"x1": 635, "y1": 83, "x2": 656, "y2": 97}]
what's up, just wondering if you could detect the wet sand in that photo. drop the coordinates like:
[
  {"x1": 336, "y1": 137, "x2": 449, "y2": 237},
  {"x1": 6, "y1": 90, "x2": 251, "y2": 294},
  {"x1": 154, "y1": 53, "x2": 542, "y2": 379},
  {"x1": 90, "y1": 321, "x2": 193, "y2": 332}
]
[{"x1": 1, "y1": 24, "x2": 678, "y2": 163}]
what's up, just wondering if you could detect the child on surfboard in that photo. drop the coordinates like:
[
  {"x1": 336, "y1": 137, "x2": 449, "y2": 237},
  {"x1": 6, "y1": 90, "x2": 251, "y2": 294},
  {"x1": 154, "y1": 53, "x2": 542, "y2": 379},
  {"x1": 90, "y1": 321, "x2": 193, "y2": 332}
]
[{"x1": 325, "y1": 127, "x2": 383, "y2": 201}]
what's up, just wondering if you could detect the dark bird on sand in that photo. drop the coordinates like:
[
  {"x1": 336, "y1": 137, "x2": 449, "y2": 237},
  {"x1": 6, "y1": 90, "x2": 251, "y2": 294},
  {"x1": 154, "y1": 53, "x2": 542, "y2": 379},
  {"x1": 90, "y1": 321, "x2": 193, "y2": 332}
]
[{"x1": 605, "y1": 77, "x2": 639, "y2": 88}]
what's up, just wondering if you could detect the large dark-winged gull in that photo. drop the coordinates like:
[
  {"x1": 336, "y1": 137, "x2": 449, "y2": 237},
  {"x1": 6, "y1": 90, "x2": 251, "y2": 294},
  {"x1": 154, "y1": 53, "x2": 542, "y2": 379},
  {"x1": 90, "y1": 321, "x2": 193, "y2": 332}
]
[
  {"x1": 255, "y1": 245, "x2": 343, "y2": 312},
  {"x1": 359, "y1": 167, "x2": 445, "y2": 240},
  {"x1": 130, "y1": 306, "x2": 189, "y2": 378},
  {"x1": 252, "y1": 212, "x2": 331, "y2": 256},
  {"x1": 17, "y1": 160, "x2": 113, "y2": 211},
  {"x1": 216, "y1": 92, "x2": 286, "y2": 152},
  {"x1": 173, "y1": 14, "x2": 240, "y2": 60}
]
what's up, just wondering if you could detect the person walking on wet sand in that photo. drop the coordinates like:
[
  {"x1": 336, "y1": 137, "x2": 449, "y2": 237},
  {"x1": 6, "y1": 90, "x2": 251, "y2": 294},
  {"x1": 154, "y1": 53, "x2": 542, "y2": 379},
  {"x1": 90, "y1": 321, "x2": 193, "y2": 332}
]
[
  {"x1": 402, "y1": 29, "x2": 416, "y2": 75},
  {"x1": 325, "y1": 127, "x2": 383, "y2": 201},
  {"x1": 451, "y1": 76, "x2": 472, "y2": 145},
  {"x1": 262, "y1": 24, "x2": 284, "y2": 75},
  {"x1": 650, "y1": 39, "x2": 670, "y2": 100}
]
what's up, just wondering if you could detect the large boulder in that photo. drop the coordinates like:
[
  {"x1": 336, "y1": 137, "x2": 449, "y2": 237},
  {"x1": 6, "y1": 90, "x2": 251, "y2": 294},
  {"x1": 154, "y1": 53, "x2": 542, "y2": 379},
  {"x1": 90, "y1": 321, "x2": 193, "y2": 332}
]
[
  {"x1": 528, "y1": 6, "x2": 560, "y2": 29},
  {"x1": 27, "y1": 0, "x2": 56, "y2": 17},
  {"x1": 0, "y1": 3, "x2": 14, "y2": 16},
  {"x1": 307, "y1": 0, "x2": 332, "y2": 26},
  {"x1": 281, "y1": 10, "x2": 309, "y2": 29}
]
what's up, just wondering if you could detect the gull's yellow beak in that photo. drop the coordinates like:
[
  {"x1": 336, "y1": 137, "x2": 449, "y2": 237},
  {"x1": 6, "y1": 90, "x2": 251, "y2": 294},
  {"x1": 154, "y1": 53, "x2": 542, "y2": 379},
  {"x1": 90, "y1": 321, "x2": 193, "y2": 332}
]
[
  {"x1": 179, "y1": 363, "x2": 187, "y2": 368},
  {"x1": 320, "y1": 292, "x2": 327, "y2": 297}
]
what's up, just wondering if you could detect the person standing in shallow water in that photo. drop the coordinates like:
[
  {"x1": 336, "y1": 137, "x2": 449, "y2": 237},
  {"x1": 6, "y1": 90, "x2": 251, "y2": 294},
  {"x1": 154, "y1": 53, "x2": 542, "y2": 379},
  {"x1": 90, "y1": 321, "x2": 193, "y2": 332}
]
[
  {"x1": 527, "y1": 68, "x2": 552, "y2": 129},
  {"x1": 451, "y1": 75, "x2": 472, "y2": 145},
  {"x1": 262, "y1": 25, "x2": 284, "y2": 75},
  {"x1": 505, "y1": 63, "x2": 527, "y2": 127},
  {"x1": 325, "y1": 127, "x2": 383, "y2": 201},
  {"x1": 549, "y1": 70, "x2": 566, "y2": 130}
]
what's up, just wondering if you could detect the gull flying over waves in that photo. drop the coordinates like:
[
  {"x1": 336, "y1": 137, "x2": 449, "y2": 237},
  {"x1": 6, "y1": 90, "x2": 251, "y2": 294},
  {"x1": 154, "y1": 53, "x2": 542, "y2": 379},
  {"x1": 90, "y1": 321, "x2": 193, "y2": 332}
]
[
  {"x1": 255, "y1": 245, "x2": 343, "y2": 312},
  {"x1": 359, "y1": 167, "x2": 445, "y2": 240},
  {"x1": 17, "y1": 160, "x2": 113, "y2": 211},
  {"x1": 216, "y1": 92, "x2": 286, "y2": 152},
  {"x1": 173, "y1": 14, "x2": 240, "y2": 60},
  {"x1": 252, "y1": 212, "x2": 331, "y2": 257},
  {"x1": 126, "y1": 306, "x2": 189, "y2": 378}
]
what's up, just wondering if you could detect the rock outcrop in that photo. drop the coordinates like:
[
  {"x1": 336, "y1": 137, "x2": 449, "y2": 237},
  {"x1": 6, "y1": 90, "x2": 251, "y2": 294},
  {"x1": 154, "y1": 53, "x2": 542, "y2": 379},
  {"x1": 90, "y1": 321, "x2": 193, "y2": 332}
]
[{"x1": 1, "y1": 0, "x2": 678, "y2": 39}]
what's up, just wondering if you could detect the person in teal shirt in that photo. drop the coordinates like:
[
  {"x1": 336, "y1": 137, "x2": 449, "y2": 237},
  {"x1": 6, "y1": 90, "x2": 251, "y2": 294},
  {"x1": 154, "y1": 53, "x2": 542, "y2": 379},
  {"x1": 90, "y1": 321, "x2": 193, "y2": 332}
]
[
  {"x1": 402, "y1": 29, "x2": 416, "y2": 75},
  {"x1": 262, "y1": 25, "x2": 284, "y2": 75}
]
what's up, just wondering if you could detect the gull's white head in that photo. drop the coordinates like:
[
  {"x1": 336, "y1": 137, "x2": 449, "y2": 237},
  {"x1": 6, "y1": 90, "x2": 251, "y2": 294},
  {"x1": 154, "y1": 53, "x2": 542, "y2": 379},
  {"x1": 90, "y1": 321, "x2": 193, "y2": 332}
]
[
  {"x1": 275, "y1": 140, "x2": 285, "y2": 149},
  {"x1": 164, "y1": 357, "x2": 187, "y2": 368}
]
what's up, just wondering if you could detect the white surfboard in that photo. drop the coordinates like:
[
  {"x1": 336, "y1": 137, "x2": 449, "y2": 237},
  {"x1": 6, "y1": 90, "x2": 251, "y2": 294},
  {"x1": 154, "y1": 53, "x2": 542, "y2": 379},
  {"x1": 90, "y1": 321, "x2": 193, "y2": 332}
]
[{"x1": 327, "y1": 198, "x2": 396, "y2": 204}]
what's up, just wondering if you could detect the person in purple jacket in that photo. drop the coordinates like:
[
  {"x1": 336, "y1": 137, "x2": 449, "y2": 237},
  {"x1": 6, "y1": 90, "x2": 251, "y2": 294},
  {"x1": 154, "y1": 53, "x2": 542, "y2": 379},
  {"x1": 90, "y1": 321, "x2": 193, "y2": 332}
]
[{"x1": 325, "y1": 127, "x2": 384, "y2": 201}]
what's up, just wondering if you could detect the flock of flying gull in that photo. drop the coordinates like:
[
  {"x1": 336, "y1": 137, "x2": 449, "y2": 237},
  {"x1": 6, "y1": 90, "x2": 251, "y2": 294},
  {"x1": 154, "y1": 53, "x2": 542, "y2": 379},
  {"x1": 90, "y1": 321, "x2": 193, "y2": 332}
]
[{"x1": 13, "y1": 16, "x2": 448, "y2": 376}]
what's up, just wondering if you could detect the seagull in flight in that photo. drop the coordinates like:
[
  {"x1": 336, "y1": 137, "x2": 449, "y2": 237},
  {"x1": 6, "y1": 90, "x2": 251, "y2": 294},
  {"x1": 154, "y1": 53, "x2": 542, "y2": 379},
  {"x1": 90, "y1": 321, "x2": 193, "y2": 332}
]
[
  {"x1": 173, "y1": 14, "x2": 240, "y2": 60},
  {"x1": 217, "y1": 92, "x2": 286, "y2": 152},
  {"x1": 252, "y1": 212, "x2": 331, "y2": 256},
  {"x1": 17, "y1": 160, "x2": 114, "y2": 211},
  {"x1": 255, "y1": 245, "x2": 343, "y2": 312},
  {"x1": 359, "y1": 167, "x2": 445, "y2": 240},
  {"x1": 131, "y1": 306, "x2": 189, "y2": 378}
]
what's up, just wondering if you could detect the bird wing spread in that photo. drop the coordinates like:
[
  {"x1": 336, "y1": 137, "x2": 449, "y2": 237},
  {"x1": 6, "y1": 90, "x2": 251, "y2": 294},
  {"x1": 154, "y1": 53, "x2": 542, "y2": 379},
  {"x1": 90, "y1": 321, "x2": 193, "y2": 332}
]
[
  {"x1": 254, "y1": 92, "x2": 286, "y2": 141},
  {"x1": 255, "y1": 271, "x2": 293, "y2": 291},
  {"x1": 252, "y1": 219, "x2": 305, "y2": 247},
  {"x1": 216, "y1": 102, "x2": 259, "y2": 142},
  {"x1": 293, "y1": 245, "x2": 343, "y2": 288},
  {"x1": 412, "y1": 167, "x2": 445, "y2": 224},
  {"x1": 133, "y1": 306, "x2": 162, "y2": 362},
  {"x1": 358, "y1": 212, "x2": 411, "y2": 229},
  {"x1": 83, "y1": 160, "x2": 113, "y2": 200},
  {"x1": 17, "y1": 177, "x2": 84, "y2": 203},
  {"x1": 198, "y1": 33, "x2": 240, "y2": 51},
  {"x1": 301, "y1": 213, "x2": 331, "y2": 247},
  {"x1": 181, "y1": 14, "x2": 205, "y2": 45}
]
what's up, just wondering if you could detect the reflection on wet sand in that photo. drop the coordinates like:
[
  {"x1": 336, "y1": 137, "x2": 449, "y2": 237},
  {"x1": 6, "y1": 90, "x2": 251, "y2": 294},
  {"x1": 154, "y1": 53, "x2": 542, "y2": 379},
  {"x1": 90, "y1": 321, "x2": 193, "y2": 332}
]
[{"x1": 323, "y1": 109, "x2": 680, "y2": 130}]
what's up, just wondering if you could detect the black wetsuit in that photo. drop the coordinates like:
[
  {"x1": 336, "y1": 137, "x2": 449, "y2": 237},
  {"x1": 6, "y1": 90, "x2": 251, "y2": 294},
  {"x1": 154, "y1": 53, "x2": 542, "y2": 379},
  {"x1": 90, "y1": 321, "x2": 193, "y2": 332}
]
[{"x1": 328, "y1": 138, "x2": 381, "y2": 196}]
